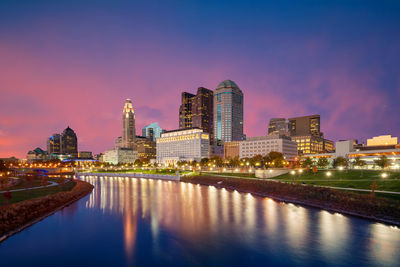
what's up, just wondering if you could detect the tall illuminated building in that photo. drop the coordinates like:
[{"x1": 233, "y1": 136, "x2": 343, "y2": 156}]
[
  {"x1": 268, "y1": 118, "x2": 288, "y2": 135},
  {"x1": 47, "y1": 133, "x2": 61, "y2": 154},
  {"x1": 122, "y1": 99, "x2": 136, "y2": 149},
  {"x1": 179, "y1": 92, "x2": 195, "y2": 129},
  {"x1": 179, "y1": 87, "x2": 213, "y2": 141},
  {"x1": 61, "y1": 126, "x2": 78, "y2": 157},
  {"x1": 287, "y1": 115, "x2": 334, "y2": 154},
  {"x1": 142, "y1": 122, "x2": 164, "y2": 142},
  {"x1": 213, "y1": 80, "x2": 243, "y2": 144}
]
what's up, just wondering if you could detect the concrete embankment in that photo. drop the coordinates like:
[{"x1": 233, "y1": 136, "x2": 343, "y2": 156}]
[
  {"x1": 181, "y1": 175, "x2": 400, "y2": 227},
  {"x1": 77, "y1": 172, "x2": 180, "y2": 181}
]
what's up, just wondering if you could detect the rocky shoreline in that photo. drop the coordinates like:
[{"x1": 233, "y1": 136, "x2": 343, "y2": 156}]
[
  {"x1": 181, "y1": 175, "x2": 400, "y2": 227},
  {"x1": 0, "y1": 180, "x2": 94, "y2": 242}
]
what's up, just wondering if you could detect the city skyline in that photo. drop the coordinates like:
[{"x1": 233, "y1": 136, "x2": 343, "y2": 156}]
[{"x1": 1, "y1": 0, "x2": 400, "y2": 158}]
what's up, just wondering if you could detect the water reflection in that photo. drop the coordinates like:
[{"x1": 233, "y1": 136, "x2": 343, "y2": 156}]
[{"x1": 79, "y1": 175, "x2": 400, "y2": 266}]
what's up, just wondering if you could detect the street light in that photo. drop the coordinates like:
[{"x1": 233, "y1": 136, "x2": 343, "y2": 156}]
[
  {"x1": 381, "y1": 173, "x2": 388, "y2": 178},
  {"x1": 326, "y1": 171, "x2": 332, "y2": 177}
]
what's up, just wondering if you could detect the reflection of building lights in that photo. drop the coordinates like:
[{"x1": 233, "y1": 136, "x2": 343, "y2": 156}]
[
  {"x1": 290, "y1": 170, "x2": 295, "y2": 175},
  {"x1": 381, "y1": 173, "x2": 388, "y2": 178},
  {"x1": 326, "y1": 171, "x2": 332, "y2": 177}
]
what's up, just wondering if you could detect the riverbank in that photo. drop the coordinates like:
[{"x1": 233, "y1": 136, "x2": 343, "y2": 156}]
[
  {"x1": 0, "y1": 180, "x2": 94, "y2": 242},
  {"x1": 181, "y1": 175, "x2": 400, "y2": 226}
]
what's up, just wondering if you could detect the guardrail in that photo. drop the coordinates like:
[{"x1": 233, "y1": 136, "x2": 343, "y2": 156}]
[{"x1": 76, "y1": 172, "x2": 180, "y2": 181}]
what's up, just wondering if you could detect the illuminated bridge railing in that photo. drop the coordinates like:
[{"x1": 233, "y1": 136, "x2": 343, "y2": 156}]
[{"x1": 76, "y1": 172, "x2": 180, "y2": 181}]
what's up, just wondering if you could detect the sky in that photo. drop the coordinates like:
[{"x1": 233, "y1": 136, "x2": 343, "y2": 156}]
[{"x1": 0, "y1": 0, "x2": 399, "y2": 158}]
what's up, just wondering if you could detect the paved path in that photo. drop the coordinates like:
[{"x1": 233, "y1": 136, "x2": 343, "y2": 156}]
[
  {"x1": 324, "y1": 186, "x2": 400, "y2": 195},
  {"x1": 0, "y1": 181, "x2": 59, "y2": 193}
]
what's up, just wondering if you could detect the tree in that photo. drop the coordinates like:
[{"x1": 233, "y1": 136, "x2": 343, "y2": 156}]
[
  {"x1": 302, "y1": 157, "x2": 314, "y2": 168},
  {"x1": 0, "y1": 160, "x2": 8, "y2": 173},
  {"x1": 265, "y1": 152, "x2": 285, "y2": 168},
  {"x1": 353, "y1": 156, "x2": 367, "y2": 176},
  {"x1": 176, "y1": 160, "x2": 187, "y2": 167},
  {"x1": 312, "y1": 165, "x2": 317, "y2": 175},
  {"x1": 200, "y1": 158, "x2": 210, "y2": 167},
  {"x1": 374, "y1": 155, "x2": 389, "y2": 170},
  {"x1": 134, "y1": 159, "x2": 142, "y2": 167},
  {"x1": 190, "y1": 160, "x2": 198, "y2": 168},
  {"x1": 317, "y1": 157, "x2": 329, "y2": 169},
  {"x1": 230, "y1": 156, "x2": 240, "y2": 168},
  {"x1": 251, "y1": 155, "x2": 264, "y2": 168},
  {"x1": 210, "y1": 156, "x2": 224, "y2": 167},
  {"x1": 332, "y1": 156, "x2": 348, "y2": 169}
]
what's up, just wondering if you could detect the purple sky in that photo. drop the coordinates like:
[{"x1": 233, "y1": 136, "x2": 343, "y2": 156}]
[{"x1": 0, "y1": 0, "x2": 399, "y2": 158}]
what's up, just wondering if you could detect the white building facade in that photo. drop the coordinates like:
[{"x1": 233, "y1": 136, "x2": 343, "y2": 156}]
[
  {"x1": 102, "y1": 148, "x2": 138, "y2": 165},
  {"x1": 156, "y1": 128, "x2": 210, "y2": 165},
  {"x1": 239, "y1": 135, "x2": 298, "y2": 161}
]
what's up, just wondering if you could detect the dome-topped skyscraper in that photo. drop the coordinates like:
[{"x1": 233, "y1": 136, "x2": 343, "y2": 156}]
[
  {"x1": 214, "y1": 80, "x2": 244, "y2": 144},
  {"x1": 61, "y1": 126, "x2": 78, "y2": 157},
  {"x1": 122, "y1": 99, "x2": 136, "y2": 149}
]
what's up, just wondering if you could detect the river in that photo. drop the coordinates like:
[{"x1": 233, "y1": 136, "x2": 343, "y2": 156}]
[{"x1": 1, "y1": 175, "x2": 399, "y2": 266}]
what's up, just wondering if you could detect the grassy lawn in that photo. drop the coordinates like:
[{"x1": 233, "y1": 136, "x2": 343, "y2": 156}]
[
  {"x1": 0, "y1": 180, "x2": 76, "y2": 205},
  {"x1": 271, "y1": 170, "x2": 400, "y2": 192}
]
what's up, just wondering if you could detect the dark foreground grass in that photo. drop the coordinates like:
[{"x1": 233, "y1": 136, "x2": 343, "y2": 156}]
[
  {"x1": 0, "y1": 180, "x2": 93, "y2": 238},
  {"x1": 0, "y1": 181, "x2": 76, "y2": 205}
]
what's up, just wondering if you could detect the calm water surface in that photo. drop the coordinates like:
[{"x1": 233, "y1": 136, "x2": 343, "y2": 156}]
[{"x1": 1, "y1": 175, "x2": 399, "y2": 266}]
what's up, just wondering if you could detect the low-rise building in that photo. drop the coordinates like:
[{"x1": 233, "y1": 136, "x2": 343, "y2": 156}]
[
  {"x1": 239, "y1": 135, "x2": 298, "y2": 161},
  {"x1": 78, "y1": 151, "x2": 93, "y2": 159},
  {"x1": 224, "y1": 141, "x2": 239, "y2": 159},
  {"x1": 304, "y1": 137, "x2": 400, "y2": 169},
  {"x1": 26, "y1": 147, "x2": 49, "y2": 162},
  {"x1": 135, "y1": 136, "x2": 156, "y2": 160},
  {"x1": 367, "y1": 135, "x2": 398, "y2": 147},
  {"x1": 156, "y1": 128, "x2": 209, "y2": 165},
  {"x1": 102, "y1": 148, "x2": 138, "y2": 165}
]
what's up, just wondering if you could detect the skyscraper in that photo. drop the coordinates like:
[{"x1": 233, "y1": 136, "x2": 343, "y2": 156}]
[
  {"x1": 179, "y1": 92, "x2": 195, "y2": 129},
  {"x1": 61, "y1": 126, "x2": 78, "y2": 156},
  {"x1": 268, "y1": 118, "x2": 288, "y2": 135},
  {"x1": 192, "y1": 87, "x2": 213, "y2": 138},
  {"x1": 122, "y1": 99, "x2": 136, "y2": 149},
  {"x1": 47, "y1": 133, "x2": 61, "y2": 154},
  {"x1": 288, "y1": 115, "x2": 321, "y2": 137},
  {"x1": 142, "y1": 122, "x2": 163, "y2": 142},
  {"x1": 287, "y1": 115, "x2": 333, "y2": 154},
  {"x1": 179, "y1": 87, "x2": 214, "y2": 141},
  {"x1": 213, "y1": 80, "x2": 243, "y2": 144}
]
